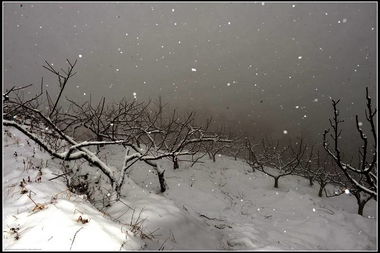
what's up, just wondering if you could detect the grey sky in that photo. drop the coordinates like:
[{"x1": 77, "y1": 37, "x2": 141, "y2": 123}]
[{"x1": 3, "y1": 2, "x2": 377, "y2": 147}]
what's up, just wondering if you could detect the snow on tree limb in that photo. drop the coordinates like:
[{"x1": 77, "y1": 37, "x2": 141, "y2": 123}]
[{"x1": 323, "y1": 88, "x2": 377, "y2": 200}]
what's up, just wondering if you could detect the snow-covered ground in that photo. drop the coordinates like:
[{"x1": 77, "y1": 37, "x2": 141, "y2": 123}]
[{"x1": 2, "y1": 126, "x2": 377, "y2": 250}]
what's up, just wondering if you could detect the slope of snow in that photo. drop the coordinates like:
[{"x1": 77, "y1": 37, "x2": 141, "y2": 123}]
[
  {"x1": 2, "y1": 127, "x2": 144, "y2": 250},
  {"x1": 101, "y1": 146, "x2": 377, "y2": 250},
  {"x1": 2, "y1": 126, "x2": 377, "y2": 250}
]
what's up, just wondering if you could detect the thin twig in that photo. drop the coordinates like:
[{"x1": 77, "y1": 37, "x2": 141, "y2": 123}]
[
  {"x1": 48, "y1": 172, "x2": 71, "y2": 181},
  {"x1": 70, "y1": 227, "x2": 83, "y2": 250}
]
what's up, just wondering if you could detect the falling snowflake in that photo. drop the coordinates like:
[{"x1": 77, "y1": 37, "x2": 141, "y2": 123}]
[
  {"x1": 228, "y1": 21, "x2": 231, "y2": 25},
  {"x1": 342, "y1": 18, "x2": 347, "y2": 23},
  {"x1": 83, "y1": 92, "x2": 86, "y2": 96},
  {"x1": 313, "y1": 98, "x2": 319, "y2": 102},
  {"x1": 283, "y1": 130, "x2": 288, "y2": 134},
  {"x1": 116, "y1": 68, "x2": 119, "y2": 72},
  {"x1": 227, "y1": 82, "x2": 231, "y2": 86},
  {"x1": 172, "y1": 8, "x2": 175, "y2": 12},
  {"x1": 312, "y1": 208, "x2": 316, "y2": 212},
  {"x1": 345, "y1": 189, "x2": 350, "y2": 194},
  {"x1": 295, "y1": 105, "x2": 299, "y2": 109},
  {"x1": 191, "y1": 68, "x2": 197, "y2": 72},
  {"x1": 298, "y1": 56, "x2": 303, "y2": 59},
  {"x1": 358, "y1": 121, "x2": 363, "y2": 126},
  {"x1": 78, "y1": 54, "x2": 82, "y2": 58},
  {"x1": 292, "y1": 4, "x2": 295, "y2": 7}
]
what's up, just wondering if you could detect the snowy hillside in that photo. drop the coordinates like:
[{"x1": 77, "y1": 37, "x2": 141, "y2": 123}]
[{"x1": 2, "y1": 126, "x2": 377, "y2": 250}]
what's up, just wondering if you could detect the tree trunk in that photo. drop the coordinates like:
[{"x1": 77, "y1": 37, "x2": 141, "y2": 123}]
[
  {"x1": 114, "y1": 184, "x2": 121, "y2": 201},
  {"x1": 309, "y1": 177, "x2": 314, "y2": 186},
  {"x1": 157, "y1": 168, "x2": 167, "y2": 193},
  {"x1": 274, "y1": 177, "x2": 279, "y2": 188},
  {"x1": 357, "y1": 202, "x2": 365, "y2": 216},
  {"x1": 318, "y1": 183, "x2": 325, "y2": 197},
  {"x1": 212, "y1": 154, "x2": 216, "y2": 162},
  {"x1": 173, "y1": 156, "x2": 179, "y2": 170},
  {"x1": 98, "y1": 135, "x2": 104, "y2": 147},
  {"x1": 97, "y1": 135, "x2": 104, "y2": 153},
  {"x1": 354, "y1": 193, "x2": 365, "y2": 216}
]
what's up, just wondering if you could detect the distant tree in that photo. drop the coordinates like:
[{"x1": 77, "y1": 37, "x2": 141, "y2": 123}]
[
  {"x1": 313, "y1": 150, "x2": 346, "y2": 198},
  {"x1": 245, "y1": 137, "x2": 306, "y2": 188},
  {"x1": 295, "y1": 144, "x2": 316, "y2": 186},
  {"x1": 227, "y1": 136, "x2": 245, "y2": 161}
]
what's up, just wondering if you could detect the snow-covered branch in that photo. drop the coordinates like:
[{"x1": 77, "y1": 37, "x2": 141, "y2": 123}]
[{"x1": 323, "y1": 89, "x2": 377, "y2": 204}]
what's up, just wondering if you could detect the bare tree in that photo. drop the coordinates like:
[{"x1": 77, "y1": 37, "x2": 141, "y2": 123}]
[
  {"x1": 297, "y1": 145, "x2": 316, "y2": 186},
  {"x1": 229, "y1": 137, "x2": 245, "y2": 161},
  {"x1": 245, "y1": 137, "x2": 306, "y2": 188},
  {"x1": 3, "y1": 59, "x2": 157, "y2": 200},
  {"x1": 323, "y1": 87, "x2": 377, "y2": 202},
  {"x1": 66, "y1": 96, "x2": 149, "y2": 153},
  {"x1": 312, "y1": 150, "x2": 346, "y2": 197}
]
